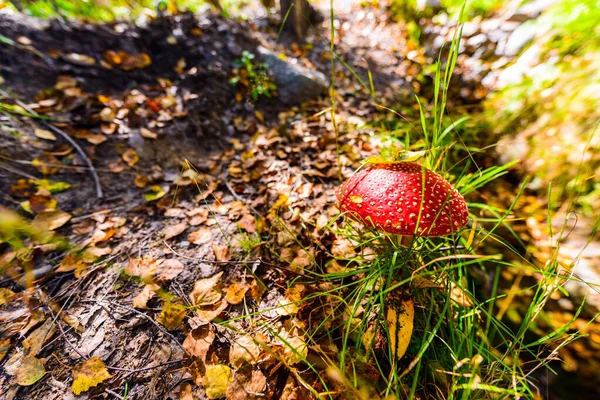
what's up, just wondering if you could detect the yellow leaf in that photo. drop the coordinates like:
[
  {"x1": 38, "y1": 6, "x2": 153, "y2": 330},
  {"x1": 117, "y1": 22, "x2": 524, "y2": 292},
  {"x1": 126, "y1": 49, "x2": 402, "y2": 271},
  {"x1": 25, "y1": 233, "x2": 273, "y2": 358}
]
[
  {"x1": 16, "y1": 355, "x2": 45, "y2": 386},
  {"x1": 0, "y1": 338, "x2": 11, "y2": 363},
  {"x1": 122, "y1": 148, "x2": 139, "y2": 167},
  {"x1": 71, "y1": 356, "x2": 112, "y2": 395},
  {"x1": 190, "y1": 272, "x2": 223, "y2": 306},
  {"x1": 32, "y1": 209, "x2": 71, "y2": 231},
  {"x1": 268, "y1": 194, "x2": 289, "y2": 215},
  {"x1": 32, "y1": 153, "x2": 62, "y2": 175},
  {"x1": 224, "y1": 281, "x2": 250, "y2": 305},
  {"x1": 0, "y1": 288, "x2": 15, "y2": 306},
  {"x1": 386, "y1": 296, "x2": 414, "y2": 364},
  {"x1": 204, "y1": 364, "x2": 232, "y2": 399},
  {"x1": 34, "y1": 129, "x2": 57, "y2": 141},
  {"x1": 157, "y1": 302, "x2": 188, "y2": 330}
]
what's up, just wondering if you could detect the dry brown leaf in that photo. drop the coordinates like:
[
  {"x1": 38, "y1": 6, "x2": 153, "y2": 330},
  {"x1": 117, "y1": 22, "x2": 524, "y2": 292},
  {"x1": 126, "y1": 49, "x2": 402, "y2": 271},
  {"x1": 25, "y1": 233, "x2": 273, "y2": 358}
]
[
  {"x1": 212, "y1": 243, "x2": 231, "y2": 262},
  {"x1": 331, "y1": 237, "x2": 356, "y2": 259},
  {"x1": 133, "y1": 283, "x2": 161, "y2": 309},
  {"x1": 86, "y1": 133, "x2": 107, "y2": 145},
  {"x1": 226, "y1": 366, "x2": 267, "y2": 400},
  {"x1": 204, "y1": 364, "x2": 232, "y2": 399},
  {"x1": 277, "y1": 333, "x2": 307, "y2": 365},
  {"x1": 224, "y1": 281, "x2": 250, "y2": 305},
  {"x1": 134, "y1": 174, "x2": 148, "y2": 188},
  {"x1": 183, "y1": 324, "x2": 215, "y2": 361},
  {"x1": 71, "y1": 356, "x2": 112, "y2": 395},
  {"x1": 156, "y1": 259, "x2": 184, "y2": 282},
  {"x1": 196, "y1": 299, "x2": 228, "y2": 323},
  {"x1": 157, "y1": 302, "x2": 187, "y2": 330},
  {"x1": 122, "y1": 148, "x2": 139, "y2": 167},
  {"x1": 237, "y1": 214, "x2": 256, "y2": 234},
  {"x1": 124, "y1": 257, "x2": 159, "y2": 282},
  {"x1": 84, "y1": 245, "x2": 112, "y2": 261},
  {"x1": 189, "y1": 227, "x2": 212, "y2": 245},
  {"x1": 26, "y1": 193, "x2": 57, "y2": 213},
  {"x1": 229, "y1": 335, "x2": 261, "y2": 368},
  {"x1": 140, "y1": 127, "x2": 157, "y2": 139},
  {"x1": 23, "y1": 319, "x2": 56, "y2": 356},
  {"x1": 450, "y1": 284, "x2": 474, "y2": 307},
  {"x1": 32, "y1": 209, "x2": 71, "y2": 231},
  {"x1": 190, "y1": 272, "x2": 223, "y2": 306},
  {"x1": 163, "y1": 222, "x2": 188, "y2": 240},
  {"x1": 179, "y1": 382, "x2": 194, "y2": 400},
  {"x1": 34, "y1": 128, "x2": 56, "y2": 141}
]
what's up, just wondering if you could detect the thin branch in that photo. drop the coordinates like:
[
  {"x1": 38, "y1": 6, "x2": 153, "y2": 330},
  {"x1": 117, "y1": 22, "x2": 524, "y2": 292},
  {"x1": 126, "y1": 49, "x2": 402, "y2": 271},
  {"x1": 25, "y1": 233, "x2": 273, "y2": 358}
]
[
  {"x1": 0, "y1": 89, "x2": 103, "y2": 198},
  {"x1": 106, "y1": 359, "x2": 185, "y2": 373},
  {"x1": 47, "y1": 306, "x2": 87, "y2": 360}
]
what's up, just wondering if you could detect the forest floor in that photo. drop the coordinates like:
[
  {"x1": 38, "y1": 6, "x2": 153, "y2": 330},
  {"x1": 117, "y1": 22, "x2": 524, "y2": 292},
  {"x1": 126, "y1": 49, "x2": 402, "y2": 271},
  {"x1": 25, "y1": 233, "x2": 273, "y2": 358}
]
[{"x1": 1, "y1": 2, "x2": 599, "y2": 399}]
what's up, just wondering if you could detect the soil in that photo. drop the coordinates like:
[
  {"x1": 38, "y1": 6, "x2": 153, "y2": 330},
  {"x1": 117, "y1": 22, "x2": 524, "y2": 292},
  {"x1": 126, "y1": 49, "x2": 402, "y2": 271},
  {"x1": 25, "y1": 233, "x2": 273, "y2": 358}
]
[{"x1": 1, "y1": 3, "x2": 598, "y2": 400}]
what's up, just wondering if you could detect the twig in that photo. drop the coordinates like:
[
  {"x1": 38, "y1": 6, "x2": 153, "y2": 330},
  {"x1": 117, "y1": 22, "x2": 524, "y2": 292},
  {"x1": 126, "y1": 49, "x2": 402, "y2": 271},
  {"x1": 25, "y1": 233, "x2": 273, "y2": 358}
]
[
  {"x1": 47, "y1": 306, "x2": 87, "y2": 360},
  {"x1": 0, "y1": 161, "x2": 40, "y2": 180},
  {"x1": 106, "y1": 359, "x2": 185, "y2": 373},
  {"x1": 0, "y1": 88, "x2": 103, "y2": 198},
  {"x1": 105, "y1": 389, "x2": 124, "y2": 400},
  {"x1": 82, "y1": 299, "x2": 190, "y2": 356}
]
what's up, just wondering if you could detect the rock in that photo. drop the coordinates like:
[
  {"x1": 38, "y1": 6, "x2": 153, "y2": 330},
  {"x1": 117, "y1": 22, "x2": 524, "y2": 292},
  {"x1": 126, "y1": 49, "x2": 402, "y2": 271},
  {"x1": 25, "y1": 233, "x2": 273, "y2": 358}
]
[{"x1": 257, "y1": 46, "x2": 328, "y2": 105}]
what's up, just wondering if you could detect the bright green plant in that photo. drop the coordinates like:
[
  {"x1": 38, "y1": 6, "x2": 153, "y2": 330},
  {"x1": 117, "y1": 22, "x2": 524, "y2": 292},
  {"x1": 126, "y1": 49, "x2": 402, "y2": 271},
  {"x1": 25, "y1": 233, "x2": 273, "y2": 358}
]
[{"x1": 229, "y1": 50, "x2": 277, "y2": 101}]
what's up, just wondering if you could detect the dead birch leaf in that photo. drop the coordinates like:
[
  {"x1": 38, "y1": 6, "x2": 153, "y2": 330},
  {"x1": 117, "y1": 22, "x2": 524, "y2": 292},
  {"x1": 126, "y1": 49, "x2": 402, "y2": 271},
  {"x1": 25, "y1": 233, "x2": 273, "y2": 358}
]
[
  {"x1": 125, "y1": 257, "x2": 159, "y2": 282},
  {"x1": 204, "y1": 364, "x2": 232, "y2": 399},
  {"x1": 189, "y1": 227, "x2": 212, "y2": 245},
  {"x1": 387, "y1": 296, "x2": 414, "y2": 363},
  {"x1": 157, "y1": 302, "x2": 187, "y2": 330},
  {"x1": 133, "y1": 283, "x2": 161, "y2": 309},
  {"x1": 229, "y1": 335, "x2": 261, "y2": 368},
  {"x1": 212, "y1": 243, "x2": 231, "y2": 262},
  {"x1": 122, "y1": 148, "x2": 139, "y2": 167},
  {"x1": 179, "y1": 382, "x2": 194, "y2": 400},
  {"x1": 226, "y1": 366, "x2": 267, "y2": 400},
  {"x1": 278, "y1": 334, "x2": 307, "y2": 365},
  {"x1": 224, "y1": 281, "x2": 250, "y2": 305},
  {"x1": 71, "y1": 356, "x2": 112, "y2": 395},
  {"x1": 32, "y1": 209, "x2": 71, "y2": 231},
  {"x1": 32, "y1": 153, "x2": 61, "y2": 175},
  {"x1": 34, "y1": 129, "x2": 56, "y2": 141},
  {"x1": 0, "y1": 338, "x2": 10, "y2": 363},
  {"x1": 195, "y1": 299, "x2": 228, "y2": 323},
  {"x1": 450, "y1": 284, "x2": 474, "y2": 307},
  {"x1": 183, "y1": 324, "x2": 215, "y2": 361},
  {"x1": 163, "y1": 222, "x2": 188, "y2": 240},
  {"x1": 15, "y1": 355, "x2": 45, "y2": 386},
  {"x1": 190, "y1": 272, "x2": 223, "y2": 306},
  {"x1": 237, "y1": 214, "x2": 256, "y2": 233},
  {"x1": 140, "y1": 127, "x2": 157, "y2": 139},
  {"x1": 23, "y1": 319, "x2": 56, "y2": 356},
  {"x1": 156, "y1": 259, "x2": 184, "y2": 282}
]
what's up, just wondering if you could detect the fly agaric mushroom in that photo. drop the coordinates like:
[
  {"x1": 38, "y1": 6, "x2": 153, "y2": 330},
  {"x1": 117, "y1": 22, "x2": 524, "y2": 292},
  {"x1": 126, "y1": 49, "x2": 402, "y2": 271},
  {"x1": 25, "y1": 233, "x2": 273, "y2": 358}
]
[{"x1": 337, "y1": 162, "x2": 468, "y2": 236}]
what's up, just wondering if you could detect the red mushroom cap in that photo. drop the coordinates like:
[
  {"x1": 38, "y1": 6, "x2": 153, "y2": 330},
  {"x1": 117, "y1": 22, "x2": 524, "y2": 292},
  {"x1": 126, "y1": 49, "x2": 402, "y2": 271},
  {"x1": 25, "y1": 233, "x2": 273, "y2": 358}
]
[{"x1": 337, "y1": 162, "x2": 468, "y2": 236}]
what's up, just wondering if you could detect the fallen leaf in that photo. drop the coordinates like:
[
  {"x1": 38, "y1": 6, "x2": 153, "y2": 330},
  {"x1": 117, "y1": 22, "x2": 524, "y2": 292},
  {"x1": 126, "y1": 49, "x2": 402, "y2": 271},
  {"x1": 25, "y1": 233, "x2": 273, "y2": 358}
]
[
  {"x1": 15, "y1": 355, "x2": 45, "y2": 386},
  {"x1": 140, "y1": 127, "x2": 157, "y2": 139},
  {"x1": 212, "y1": 243, "x2": 231, "y2": 262},
  {"x1": 71, "y1": 356, "x2": 112, "y2": 395},
  {"x1": 387, "y1": 295, "x2": 414, "y2": 364},
  {"x1": 163, "y1": 222, "x2": 188, "y2": 240},
  {"x1": 226, "y1": 365, "x2": 267, "y2": 400},
  {"x1": 134, "y1": 174, "x2": 149, "y2": 188},
  {"x1": 86, "y1": 133, "x2": 107, "y2": 145},
  {"x1": 189, "y1": 227, "x2": 212, "y2": 245},
  {"x1": 32, "y1": 153, "x2": 62, "y2": 175},
  {"x1": 157, "y1": 302, "x2": 188, "y2": 330},
  {"x1": 224, "y1": 281, "x2": 250, "y2": 305},
  {"x1": 133, "y1": 283, "x2": 161, "y2": 309},
  {"x1": 237, "y1": 214, "x2": 256, "y2": 233},
  {"x1": 229, "y1": 335, "x2": 261, "y2": 368},
  {"x1": 156, "y1": 259, "x2": 184, "y2": 281},
  {"x1": 23, "y1": 319, "x2": 56, "y2": 356},
  {"x1": 179, "y1": 382, "x2": 194, "y2": 400},
  {"x1": 204, "y1": 364, "x2": 232, "y2": 399},
  {"x1": 0, "y1": 288, "x2": 15, "y2": 306},
  {"x1": 278, "y1": 334, "x2": 307, "y2": 365},
  {"x1": 196, "y1": 299, "x2": 228, "y2": 323},
  {"x1": 32, "y1": 209, "x2": 71, "y2": 231},
  {"x1": 27, "y1": 193, "x2": 57, "y2": 213},
  {"x1": 64, "y1": 53, "x2": 96, "y2": 65},
  {"x1": 34, "y1": 129, "x2": 56, "y2": 141},
  {"x1": 144, "y1": 185, "x2": 167, "y2": 202},
  {"x1": 450, "y1": 283, "x2": 474, "y2": 307},
  {"x1": 0, "y1": 338, "x2": 10, "y2": 363},
  {"x1": 190, "y1": 272, "x2": 223, "y2": 306},
  {"x1": 122, "y1": 148, "x2": 139, "y2": 167},
  {"x1": 124, "y1": 257, "x2": 159, "y2": 283},
  {"x1": 183, "y1": 324, "x2": 215, "y2": 361}
]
